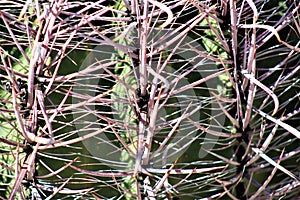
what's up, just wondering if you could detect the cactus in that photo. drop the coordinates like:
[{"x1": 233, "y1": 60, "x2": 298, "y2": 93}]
[{"x1": 0, "y1": 0, "x2": 299, "y2": 199}]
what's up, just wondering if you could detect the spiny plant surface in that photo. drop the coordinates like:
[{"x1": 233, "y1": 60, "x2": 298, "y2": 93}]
[{"x1": 0, "y1": 0, "x2": 299, "y2": 199}]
